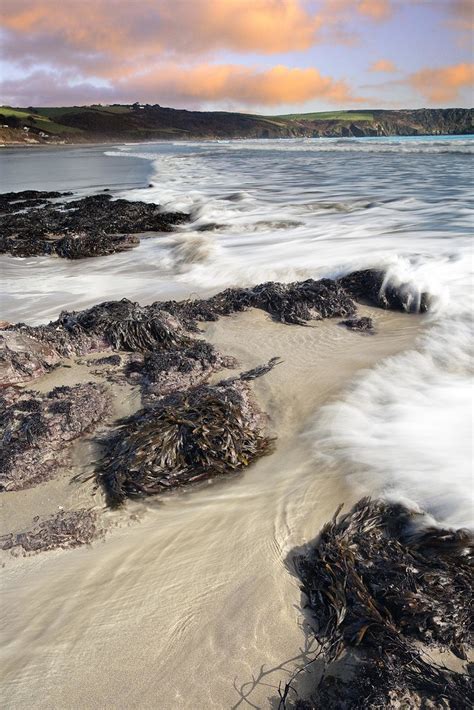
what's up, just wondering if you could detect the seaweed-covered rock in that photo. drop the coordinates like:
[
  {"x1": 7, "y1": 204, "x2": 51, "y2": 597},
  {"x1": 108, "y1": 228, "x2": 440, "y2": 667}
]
[
  {"x1": 100, "y1": 364, "x2": 277, "y2": 507},
  {"x1": 0, "y1": 509, "x2": 100, "y2": 553},
  {"x1": 58, "y1": 299, "x2": 187, "y2": 352},
  {"x1": 0, "y1": 383, "x2": 109, "y2": 491},
  {"x1": 162, "y1": 277, "x2": 357, "y2": 327},
  {"x1": 282, "y1": 498, "x2": 473, "y2": 709},
  {"x1": 0, "y1": 190, "x2": 71, "y2": 214},
  {"x1": 0, "y1": 301, "x2": 187, "y2": 385},
  {"x1": 0, "y1": 191, "x2": 189, "y2": 258},
  {"x1": 0, "y1": 269, "x2": 426, "y2": 387},
  {"x1": 89, "y1": 354, "x2": 123, "y2": 367},
  {"x1": 298, "y1": 663, "x2": 469, "y2": 709},
  {"x1": 338, "y1": 269, "x2": 430, "y2": 313},
  {"x1": 340, "y1": 316, "x2": 374, "y2": 332},
  {"x1": 55, "y1": 231, "x2": 140, "y2": 259},
  {"x1": 127, "y1": 339, "x2": 237, "y2": 400}
]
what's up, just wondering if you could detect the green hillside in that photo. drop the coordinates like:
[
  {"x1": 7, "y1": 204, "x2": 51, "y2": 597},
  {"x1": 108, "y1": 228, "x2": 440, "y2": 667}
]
[{"x1": 273, "y1": 110, "x2": 374, "y2": 121}]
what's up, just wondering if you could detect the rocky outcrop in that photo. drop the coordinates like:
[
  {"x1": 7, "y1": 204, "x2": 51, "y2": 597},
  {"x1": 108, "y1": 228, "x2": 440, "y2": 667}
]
[
  {"x1": 0, "y1": 191, "x2": 189, "y2": 258},
  {"x1": 100, "y1": 364, "x2": 277, "y2": 507},
  {"x1": 0, "y1": 269, "x2": 429, "y2": 388},
  {"x1": 0, "y1": 383, "x2": 109, "y2": 491}
]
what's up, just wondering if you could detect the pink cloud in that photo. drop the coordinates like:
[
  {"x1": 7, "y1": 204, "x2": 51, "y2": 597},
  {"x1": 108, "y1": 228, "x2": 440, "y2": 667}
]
[
  {"x1": 0, "y1": 64, "x2": 365, "y2": 108},
  {"x1": 407, "y1": 62, "x2": 474, "y2": 102},
  {"x1": 370, "y1": 59, "x2": 397, "y2": 72}
]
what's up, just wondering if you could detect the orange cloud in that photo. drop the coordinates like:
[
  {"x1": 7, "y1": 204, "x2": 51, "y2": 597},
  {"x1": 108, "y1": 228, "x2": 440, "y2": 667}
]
[
  {"x1": 127, "y1": 64, "x2": 364, "y2": 106},
  {"x1": 408, "y1": 63, "x2": 474, "y2": 102},
  {"x1": 358, "y1": 0, "x2": 392, "y2": 21},
  {"x1": 370, "y1": 59, "x2": 397, "y2": 72},
  {"x1": 0, "y1": 63, "x2": 364, "y2": 108},
  {"x1": 0, "y1": 0, "x2": 322, "y2": 59},
  {"x1": 324, "y1": 0, "x2": 392, "y2": 23}
]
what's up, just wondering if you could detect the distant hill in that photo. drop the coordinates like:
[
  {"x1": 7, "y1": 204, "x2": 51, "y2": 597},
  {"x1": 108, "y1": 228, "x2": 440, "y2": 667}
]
[{"x1": 0, "y1": 104, "x2": 472, "y2": 145}]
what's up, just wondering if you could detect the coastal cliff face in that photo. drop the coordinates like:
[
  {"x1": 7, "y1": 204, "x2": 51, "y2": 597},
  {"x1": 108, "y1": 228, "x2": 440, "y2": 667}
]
[
  {"x1": 0, "y1": 105, "x2": 472, "y2": 144},
  {"x1": 286, "y1": 108, "x2": 473, "y2": 138}
]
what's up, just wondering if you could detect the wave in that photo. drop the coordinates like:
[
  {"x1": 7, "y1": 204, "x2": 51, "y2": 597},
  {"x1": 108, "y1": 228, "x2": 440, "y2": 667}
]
[{"x1": 4, "y1": 138, "x2": 473, "y2": 528}]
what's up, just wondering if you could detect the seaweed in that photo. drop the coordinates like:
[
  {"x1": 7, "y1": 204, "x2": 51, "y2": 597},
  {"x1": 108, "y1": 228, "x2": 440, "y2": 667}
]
[
  {"x1": 55, "y1": 231, "x2": 140, "y2": 259},
  {"x1": 161, "y1": 277, "x2": 357, "y2": 327},
  {"x1": 0, "y1": 191, "x2": 189, "y2": 258},
  {"x1": 1, "y1": 270, "x2": 427, "y2": 387},
  {"x1": 281, "y1": 498, "x2": 473, "y2": 709},
  {"x1": 58, "y1": 299, "x2": 188, "y2": 352},
  {"x1": 99, "y1": 360, "x2": 279, "y2": 507},
  {"x1": 0, "y1": 509, "x2": 100, "y2": 553}
]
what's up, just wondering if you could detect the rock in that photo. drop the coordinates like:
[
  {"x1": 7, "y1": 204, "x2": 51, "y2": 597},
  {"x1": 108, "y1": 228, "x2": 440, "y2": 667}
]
[
  {"x1": 90, "y1": 354, "x2": 123, "y2": 367},
  {"x1": 55, "y1": 231, "x2": 139, "y2": 259},
  {"x1": 340, "y1": 316, "x2": 374, "y2": 332},
  {"x1": 338, "y1": 269, "x2": 430, "y2": 313},
  {"x1": 162, "y1": 277, "x2": 357, "y2": 328},
  {"x1": 99, "y1": 362, "x2": 278, "y2": 507},
  {"x1": 0, "y1": 383, "x2": 110, "y2": 491},
  {"x1": 0, "y1": 191, "x2": 189, "y2": 259},
  {"x1": 127, "y1": 339, "x2": 237, "y2": 401}
]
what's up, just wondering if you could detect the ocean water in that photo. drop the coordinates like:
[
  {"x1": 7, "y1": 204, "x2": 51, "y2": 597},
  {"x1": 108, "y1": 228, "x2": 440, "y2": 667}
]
[{"x1": 1, "y1": 136, "x2": 473, "y2": 527}]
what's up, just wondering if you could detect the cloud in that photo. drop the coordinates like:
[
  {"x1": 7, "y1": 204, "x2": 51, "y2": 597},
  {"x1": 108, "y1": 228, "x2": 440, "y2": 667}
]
[
  {"x1": 444, "y1": 0, "x2": 473, "y2": 32},
  {"x1": 0, "y1": 64, "x2": 364, "y2": 108},
  {"x1": 0, "y1": 0, "x2": 322, "y2": 68},
  {"x1": 407, "y1": 62, "x2": 474, "y2": 102},
  {"x1": 357, "y1": 0, "x2": 392, "y2": 21},
  {"x1": 132, "y1": 64, "x2": 364, "y2": 106},
  {"x1": 370, "y1": 59, "x2": 397, "y2": 72}
]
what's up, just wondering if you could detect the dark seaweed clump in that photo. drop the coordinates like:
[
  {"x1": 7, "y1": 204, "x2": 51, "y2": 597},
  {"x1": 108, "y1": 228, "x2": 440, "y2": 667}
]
[
  {"x1": 281, "y1": 498, "x2": 473, "y2": 709},
  {"x1": 162, "y1": 277, "x2": 357, "y2": 328},
  {"x1": 1, "y1": 271, "x2": 430, "y2": 390},
  {"x1": 58, "y1": 298, "x2": 188, "y2": 352},
  {"x1": 100, "y1": 362, "x2": 278, "y2": 507},
  {"x1": 0, "y1": 191, "x2": 189, "y2": 258},
  {"x1": 0, "y1": 383, "x2": 109, "y2": 491},
  {"x1": 0, "y1": 190, "x2": 72, "y2": 214},
  {"x1": 0, "y1": 509, "x2": 100, "y2": 553}
]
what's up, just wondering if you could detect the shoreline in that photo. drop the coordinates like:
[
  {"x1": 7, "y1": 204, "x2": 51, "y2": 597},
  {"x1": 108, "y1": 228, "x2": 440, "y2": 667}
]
[
  {"x1": 1, "y1": 305, "x2": 423, "y2": 709},
  {"x1": 2, "y1": 131, "x2": 473, "y2": 149}
]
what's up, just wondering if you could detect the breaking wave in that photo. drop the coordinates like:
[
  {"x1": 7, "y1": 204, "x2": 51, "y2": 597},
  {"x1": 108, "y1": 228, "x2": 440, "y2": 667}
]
[{"x1": 4, "y1": 136, "x2": 474, "y2": 526}]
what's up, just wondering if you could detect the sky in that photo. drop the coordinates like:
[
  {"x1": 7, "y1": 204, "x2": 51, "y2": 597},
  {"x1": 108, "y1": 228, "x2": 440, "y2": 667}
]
[{"x1": 0, "y1": 0, "x2": 473, "y2": 112}]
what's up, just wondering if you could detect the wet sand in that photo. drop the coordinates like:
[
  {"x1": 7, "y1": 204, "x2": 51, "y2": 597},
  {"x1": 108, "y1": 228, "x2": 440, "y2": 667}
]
[{"x1": 1, "y1": 307, "x2": 421, "y2": 709}]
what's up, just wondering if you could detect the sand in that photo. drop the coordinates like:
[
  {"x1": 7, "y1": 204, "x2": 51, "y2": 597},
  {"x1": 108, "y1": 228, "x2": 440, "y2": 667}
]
[{"x1": 0, "y1": 307, "x2": 421, "y2": 709}]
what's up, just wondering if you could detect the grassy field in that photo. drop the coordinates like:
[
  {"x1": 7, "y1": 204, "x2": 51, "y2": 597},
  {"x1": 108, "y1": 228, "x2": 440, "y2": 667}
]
[
  {"x1": 35, "y1": 105, "x2": 132, "y2": 117},
  {"x1": 0, "y1": 106, "x2": 82, "y2": 134},
  {"x1": 274, "y1": 111, "x2": 374, "y2": 122}
]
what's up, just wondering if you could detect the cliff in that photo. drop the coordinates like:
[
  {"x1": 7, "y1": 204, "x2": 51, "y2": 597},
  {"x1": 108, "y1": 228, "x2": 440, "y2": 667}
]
[{"x1": 0, "y1": 105, "x2": 471, "y2": 145}]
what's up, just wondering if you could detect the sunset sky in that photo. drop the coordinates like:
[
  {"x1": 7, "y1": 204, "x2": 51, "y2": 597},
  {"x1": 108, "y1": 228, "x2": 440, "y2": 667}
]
[{"x1": 1, "y1": 0, "x2": 473, "y2": 112}]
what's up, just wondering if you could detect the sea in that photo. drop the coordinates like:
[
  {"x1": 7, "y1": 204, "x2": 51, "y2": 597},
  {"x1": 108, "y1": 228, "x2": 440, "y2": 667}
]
[{"x1": 1, "y1": 135, "x2": 473, "y2": 530}]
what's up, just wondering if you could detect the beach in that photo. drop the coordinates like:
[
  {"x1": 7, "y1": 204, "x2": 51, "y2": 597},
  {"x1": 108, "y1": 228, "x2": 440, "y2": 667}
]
[{"x1": 1, "y1": 136, "x2": 472, "y2": 708}]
